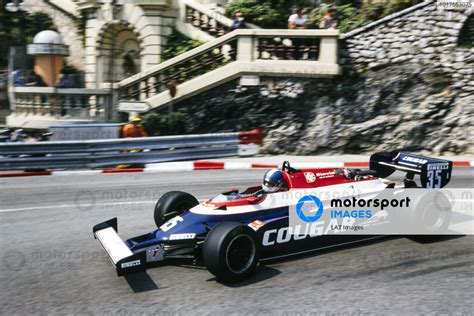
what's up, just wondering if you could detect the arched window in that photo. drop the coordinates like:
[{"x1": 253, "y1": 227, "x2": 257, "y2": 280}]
[
  {"x1": 96, "y1": 22, "x2": 141, "y2": 84},
  {"x1": 458, "y1": 14, "x2": 473, "y2": 47}
]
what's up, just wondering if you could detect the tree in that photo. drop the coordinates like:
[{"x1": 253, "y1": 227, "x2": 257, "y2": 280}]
[{"x1": 0, "y1": 3, "x2": 56, "y2": 68}]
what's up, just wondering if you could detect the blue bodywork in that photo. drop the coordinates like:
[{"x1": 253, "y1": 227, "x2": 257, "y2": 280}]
[{"x1": 125, "y1": 206, "x2": 289, "y2": 252}]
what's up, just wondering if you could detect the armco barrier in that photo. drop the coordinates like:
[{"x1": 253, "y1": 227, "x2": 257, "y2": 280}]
[
  {"x1": 239, "y1": 128, "x2": 263, "y2": 145},
  {"x1": 0, "y1": 130, "x2": 262, "y2": 171},
  {"x1": 1, "y1": 159, "x2": 471, "y2": 178}
]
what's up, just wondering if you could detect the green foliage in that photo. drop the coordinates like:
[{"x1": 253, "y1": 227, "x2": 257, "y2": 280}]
[
  {"x1": 324, "y1": 0, "x2": 422, "y2": 33},
  {"x1": 141, "y1": 111, "x2": 187, "y2": 136},
  {"x1": 162, "y1": 28, "x2": 203, "y2": 61},
  {"x1": 225, "y1": 1, "x2": 287, "y2": 28},
  {"x1": 24, "y1": 12, "x2": 56, "y2": 43},
  {"x1": 336, "y1": 4, "x2": 367, "y2": 33},
  {"x1": 225, "y1": 0, "x2": 420, "y2": 32},
  {"x1": 225, "y1": 0, "x2": 315, "y2": 29},
  {"x1": 384, "y1": 0, "x2": 420, "y2": 15},
  {"x1": 0, "y1": 9, "x2": 56, "y2": 68}
]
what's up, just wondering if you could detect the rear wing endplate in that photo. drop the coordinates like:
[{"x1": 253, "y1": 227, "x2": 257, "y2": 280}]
[{"x1": 369, "y1": 151, "x2": 452, "y2": 188}]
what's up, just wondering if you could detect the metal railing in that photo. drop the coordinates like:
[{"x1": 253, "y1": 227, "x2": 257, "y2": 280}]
[
  {"x1": 0, "y1": 129, "x2": 262, "y2": 170},
  {"x1": 10, "y1": 87, "x2": 113, "y2": 121}
]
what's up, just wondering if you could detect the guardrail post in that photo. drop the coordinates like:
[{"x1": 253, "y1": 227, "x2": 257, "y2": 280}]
[
  {"x1": 319, "y1": 36, "x2": 339, "y2": 64},
  {"x1": 236, "y1": 33, "x2": 254, "y2": 62}
]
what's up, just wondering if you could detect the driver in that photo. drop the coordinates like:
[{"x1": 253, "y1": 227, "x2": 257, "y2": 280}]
[
  {"x1": 262, "y1": 168, "x2": 287, "y2": 193},
  {"x1": 217, "y1": 168, "x2": 286, "y2": 202}
]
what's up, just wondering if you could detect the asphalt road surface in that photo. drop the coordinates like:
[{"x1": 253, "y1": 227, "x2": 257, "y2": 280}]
[{"x1": 0, "y1": 168, "x2": 473, "y2": 316}]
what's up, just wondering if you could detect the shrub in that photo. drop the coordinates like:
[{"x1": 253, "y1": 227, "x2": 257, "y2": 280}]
[
  {"x1": 0, "y1": 10, "x2": 56, "y2": 67},
  {"x1": 224, "y1": 0, "x2": 421, "y2": 32},
  {"x1": 141, "y1": 111, "x2": 187, "y2": 136},
  {"x1": 162, "y1": 28, "x2": 203, "y2": 61},
  {"x1": 225, "y1": 1, "x2": 287, "y2": 28}
]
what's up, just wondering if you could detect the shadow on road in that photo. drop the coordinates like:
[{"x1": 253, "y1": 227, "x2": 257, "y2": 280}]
[
  {"x1": 261, "y1": 235, "x2": 395, "y2": 266},
  {"x1": 206, "y1": 266, "x2": 281, "y2": 287},
  {"x1": 407, "y1": 234, "x2": 465, "y2": 244},
  {"x1": 124, "y1": 272, "x2": 159, "y2": 293}
]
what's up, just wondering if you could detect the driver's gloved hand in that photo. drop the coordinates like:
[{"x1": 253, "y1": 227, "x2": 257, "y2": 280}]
[{"x1": 343, "y1": 168, "x2": 357, "y2": 180}]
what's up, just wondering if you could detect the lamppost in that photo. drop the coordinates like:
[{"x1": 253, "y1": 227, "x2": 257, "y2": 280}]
[
  {"x1": 4, "y1": 0, "x2": 26, "y2": 114},
  {"x1": 5, "y1": 0, "x2": 25, "y2": 12}
]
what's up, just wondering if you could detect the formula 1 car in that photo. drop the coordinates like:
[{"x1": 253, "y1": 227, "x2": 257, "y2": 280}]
[{"x1": 93, "y1": 151, "x2": 452, "y2": 282}]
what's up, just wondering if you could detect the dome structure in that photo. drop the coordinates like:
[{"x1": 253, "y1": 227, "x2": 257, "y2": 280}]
[
  {"x1": 33, "y1": 30, "x2": 64, "y2": 45},
  {"x1": 27, "y1": 30, "x2": 69, "y2": 56}
]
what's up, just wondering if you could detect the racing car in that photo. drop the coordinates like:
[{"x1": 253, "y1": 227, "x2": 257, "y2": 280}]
[{"x1": 93, "y1": 151, "x2": 453, "y2": 283}]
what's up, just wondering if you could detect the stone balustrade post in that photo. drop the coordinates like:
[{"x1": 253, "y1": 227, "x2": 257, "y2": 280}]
[
  {"x1": 319, "y1": 37, "x2": 339, "y2": 64},
  {"x1": 236, "y1": 34, "x2": 254, "y2": 62}
]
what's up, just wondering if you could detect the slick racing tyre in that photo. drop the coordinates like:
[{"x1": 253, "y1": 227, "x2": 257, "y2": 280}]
[
  {"x1": 154, "y1": 191, "x2": 199, "y2": 228},
  {"x1": 406, "y1": 190, "x2": 452, "y2": 243},
  {"x1": 203, "y1": 222, "x2": 259, "y2": 283}
]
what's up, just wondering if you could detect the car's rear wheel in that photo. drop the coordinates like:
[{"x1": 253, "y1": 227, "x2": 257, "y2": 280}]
[
  {"x1": 203, "y1": 222, "x2": 259, "y2": 283},
  {"x1": 406, "y1": 191, "x2": 452, "y2": 243},
  {"x1": 154, "y1": 191, "x2": 199, "y2": 228}
]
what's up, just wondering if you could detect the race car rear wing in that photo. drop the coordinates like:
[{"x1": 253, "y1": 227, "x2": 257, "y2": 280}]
[
  {"x1": 369, "y1": 151, "x2": 452, "y2": 188},
  {"x1": 93, "y1": 218, "x2": 146, "y2": 276}
]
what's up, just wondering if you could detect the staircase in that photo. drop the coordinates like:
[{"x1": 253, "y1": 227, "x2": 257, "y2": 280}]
[
  {"x1": 117, "y1": 28, "x2": 342, "y2": 112},
  {"x1": 176, "y1": 0, "x2": 260, "y2": 42}
]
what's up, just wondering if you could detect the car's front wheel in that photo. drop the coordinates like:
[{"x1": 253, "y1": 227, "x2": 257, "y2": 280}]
[
  {"x1": 203, "y1": 222, "x2": 259, "y2": 283},
  {"x1": 154, "y1": 191, "x2": 199, "y2": 228}
]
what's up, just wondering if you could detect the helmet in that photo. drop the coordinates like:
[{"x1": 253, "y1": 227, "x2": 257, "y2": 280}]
[
  {"x1": 262, "y1": 169, "x2": 284, "y2": 193},
  {"x1": 129, "y1": 115, "x2": 141, "y2": 123}
]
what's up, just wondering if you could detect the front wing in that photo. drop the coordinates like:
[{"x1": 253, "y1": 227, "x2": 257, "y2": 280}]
[{"x1": 93, "y1": 218, "x2": 147, "y2": 276}]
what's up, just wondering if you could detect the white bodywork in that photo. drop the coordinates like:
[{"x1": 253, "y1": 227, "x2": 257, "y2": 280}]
[
  {"x1": 95, "y1": 227, "x2": 133, "y2": 264},
  {"x1": 190, "y1": 179, "x2": 388, "y2": 215}
]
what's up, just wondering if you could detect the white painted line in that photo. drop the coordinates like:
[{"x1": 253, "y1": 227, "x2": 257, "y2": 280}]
[
  {"x1": 145, "y1": 161, "x2": 194, "y2": 172},
  {"x1": 0, "y1": 201, "x2": 155, "y2": 213},
  {"x1": 52, "y1": 170, "x2": 102, "y2": 176},
  {"x1": 224, "y1": 162, "x2": 252, "y2": 170}
]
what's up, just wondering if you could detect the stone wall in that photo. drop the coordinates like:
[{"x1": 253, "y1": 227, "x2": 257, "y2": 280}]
[
  {"x1": 343, "y1": 2, "x2": 473, "y2": 99},
  {"x1": 22, "y1": 0, "x2": 84, "y2": 70},
  {"x1": 163, "y1": 2, "x2": 473, "y2": 155}
]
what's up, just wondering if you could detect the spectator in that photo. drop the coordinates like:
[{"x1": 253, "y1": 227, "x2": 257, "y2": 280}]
[
  {"x1": 12, "y1": 70, "x2": 26, "y2": 87},
  {"x1": 288, "y1": 8, "x2": 308, "y2": 29},
  {"x1": 55, "y1": 69, "x2": 73, "y2": 88},
  {"x1": 122, "y1": 115, "x2": 148, "y2": 138},
  {"x1": 117, "y1": 115, "x2": 148, "y2": 169},
  {"x1": 320, "y1": 8, "x2": 338, "y2": 29},
  {"x1": 230, "y1": 12, "x2": 246, "y2": 31},
  {"x1": 122, "y1": 51, "x2": 137, "y2": 78},
  {"x1": 25, "y1": 71, "x2": 47, "y2": 87}
]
